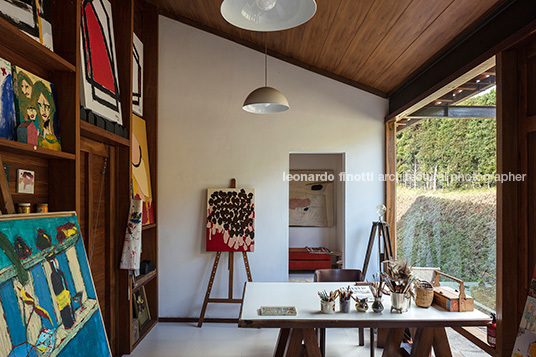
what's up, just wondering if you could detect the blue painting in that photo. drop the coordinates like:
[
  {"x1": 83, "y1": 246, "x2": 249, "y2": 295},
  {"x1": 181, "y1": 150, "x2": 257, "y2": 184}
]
[
  {"x1": 0, "y1": 57, "x2": 16, "y2": 140},
  {"x1": 0, "y1": 213, "x2": 111, "y2": 357}
]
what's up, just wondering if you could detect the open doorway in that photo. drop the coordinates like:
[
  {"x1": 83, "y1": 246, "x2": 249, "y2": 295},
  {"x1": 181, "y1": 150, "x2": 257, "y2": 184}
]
[{"x1": 288, "y1": 153, "x2": 345, "y2": 281}]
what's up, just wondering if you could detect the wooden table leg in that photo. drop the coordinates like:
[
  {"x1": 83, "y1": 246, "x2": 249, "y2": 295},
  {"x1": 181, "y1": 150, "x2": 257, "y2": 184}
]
[
  {"x1": 370, "y1": 327, "x2": 375, "y2": 357},
  {"x1": 286, "y1": 328, "x2": 304, "y2": 356},
  {"x1": 410, "y1": 328, "x2": 434, "y2": 357},
  {"x1": 382, "y1": 328, "x2": 405, "y2": 357},
  {"x1": 274, "y1": 328, "x2": 291, "y2": 357},
  {"x1": 303, "y1": 328, "x2": 322, "y2": 357},
  {"x1": 319, "y1": 328, "x2": 326, "y2": 357},
  {"x1": 432, "y1": 327, "x2": 453, "y2": 357}
]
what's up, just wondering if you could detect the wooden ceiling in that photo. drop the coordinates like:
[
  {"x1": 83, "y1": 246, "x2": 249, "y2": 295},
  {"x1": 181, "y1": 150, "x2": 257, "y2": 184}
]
[{"x1": 148, "y1": 0, "x2": 506, "y2": 97}]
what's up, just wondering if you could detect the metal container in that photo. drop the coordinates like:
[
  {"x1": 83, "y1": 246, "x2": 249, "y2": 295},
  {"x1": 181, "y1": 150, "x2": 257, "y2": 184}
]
[{"x1": 390, "y1": 292, "x2": 411, "y2": 313}]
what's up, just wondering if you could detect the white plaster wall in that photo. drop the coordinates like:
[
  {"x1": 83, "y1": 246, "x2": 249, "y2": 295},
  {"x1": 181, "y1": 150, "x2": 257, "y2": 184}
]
[
  {"x1": 288, "y1": 154, "x2": 344, "y2": 253},
  {"x1": 158, "y1": 16, "x2": 388, "y2": 318}
]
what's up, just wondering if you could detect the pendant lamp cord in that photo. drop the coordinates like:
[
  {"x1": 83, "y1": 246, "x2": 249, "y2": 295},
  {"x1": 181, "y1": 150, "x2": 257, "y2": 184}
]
[{"x1": 264, "y1": 33, "x2": 268, "y2": 87}]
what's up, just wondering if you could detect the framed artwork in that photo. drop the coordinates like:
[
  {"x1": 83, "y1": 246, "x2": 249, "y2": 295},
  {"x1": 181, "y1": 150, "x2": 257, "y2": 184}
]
[
  {"x1": 132, "y1": 32, "x2": 143, "y2": 116},
  {"x1": 513, "y1": 266, "x2": 536, "y2": 356},
  {"x1": 0, "y1": 0, "x2": 54, "y2": 50},
  {"x1": 0, "y1": 212, "x2": 111, "y2": 356},
  {"x1": 131, "y1": 114, "x2": 154, "y2": 225},
  {"x1": 80, "y1": 0, "x2": 122, "y2": 124},
  {"x1": 133, "y1": 286, "x2": 150, "y2": 330},
  {"x1": 17, "y1": 169, "x2": 34, "y2": 194},
  {"x1": 0, "y1": 57, "x2": 16, "y2": 140},
  {"x1": 13, "y1": 66, "x2": 61, "y2": 151},
  {"x1": 206, "y1": 188, "x2": 255, "y2": 252},
  {"x1": 289, "y1": 170, "x2": 334, "y2": 227}
]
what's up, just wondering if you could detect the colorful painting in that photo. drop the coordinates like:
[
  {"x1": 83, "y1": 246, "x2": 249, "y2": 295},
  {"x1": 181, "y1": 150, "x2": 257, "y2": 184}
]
[
  {"x1": 17, "y1": 169, "x2": 34, "y2": 194},
  {"x1": 80, "y1": 0, "x2": 122, "y2": 125},
  {"x1": 119, "y1": 199, "x2": 142, "y2": 270},
  {"x1": 0, "y1": 0, "x2": 54, "y2": 50},
  {"x1": 132, "y1": 33, "x2": 143, "y2": 117},
  {"x1": 131, "y1": 114, "x2": 154, "y2": 225},
  {"x1": 206, "y1": 188, "x2": 255, "y2": 252},
  {"x1": 512, "y1": 266, "x2": 536, "y2": 357},
  {"x1": 0, "y1": 212, "x2": 111, "y2": 357},
  {"x1": 0, "y1": 57, "x2": 16, "y2": 140},
  {"x1": 289, "y1": 170, "x2": 334, "y2": 227},
  {"x1": 13, "y1": 66, "x2": 61, "y2": 151}
]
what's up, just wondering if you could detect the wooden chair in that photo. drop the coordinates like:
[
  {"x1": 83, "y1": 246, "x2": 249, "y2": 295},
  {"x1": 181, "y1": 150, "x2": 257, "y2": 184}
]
[{"x1": 314, "y1": 269, "x2": 366, "y2": 356}]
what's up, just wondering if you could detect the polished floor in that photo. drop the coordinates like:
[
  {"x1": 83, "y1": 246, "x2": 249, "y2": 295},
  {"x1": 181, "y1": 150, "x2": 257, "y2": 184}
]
[{"x1": 125, "y1": 322, "x2": 487, "y2": 357}]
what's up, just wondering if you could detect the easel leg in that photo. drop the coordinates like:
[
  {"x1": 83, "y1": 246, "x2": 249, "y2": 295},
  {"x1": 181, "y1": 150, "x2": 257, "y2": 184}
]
[
  {"x1": 197, "y1": 252, "x2": 221, "y2": 327},
  {"x1": 362, "y1": 222, "x2": 378, "y2": 277},
  {"x1": 242, "y1": 252, "x2": 253, "y2": 282}
]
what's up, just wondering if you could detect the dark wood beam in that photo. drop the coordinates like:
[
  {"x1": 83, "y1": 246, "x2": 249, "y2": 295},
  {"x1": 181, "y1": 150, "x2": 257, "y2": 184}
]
[
  {"x1": 408, "y1": 105, "x2": 496, "y2": 119},
  {"x1": 387, "y1": 0, "x2": 536, "y2": 121}
]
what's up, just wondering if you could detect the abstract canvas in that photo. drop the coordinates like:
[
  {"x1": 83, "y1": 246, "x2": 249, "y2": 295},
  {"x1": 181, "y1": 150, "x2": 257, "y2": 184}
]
[
  {"x1": 289, "y1": 170, "x2": 334, "y2": 227},
  {"x1": 80, "y1": 0, "x2": 122, "y2": 125},
  {"x1": 17, "y1": 169, "x2": 34, "y2": 194},
  {"x1": 131, "y1": 115, "x2": 154, "y2": 225},
  {"x1": 0, "y1": 212, "x2": 111, "y2": 357},
  {"x1": 0, "y1": 0, "x2": 54, "y2": 50},
  {"x1": 513, "y1": 267, "x2": 536, "y2": 357},
  {"x1": 0, "y1": 57, "x2": 16, "y2": 140},
  {"x1": 13, "y1": 66, "x2": 61, "y2": 151},
  {"x1": 132, "y1": 33, "x2": 143, "y2": 117},
  {"x1": 206, "y1": 188, "x2": 255, "y2": 252}
]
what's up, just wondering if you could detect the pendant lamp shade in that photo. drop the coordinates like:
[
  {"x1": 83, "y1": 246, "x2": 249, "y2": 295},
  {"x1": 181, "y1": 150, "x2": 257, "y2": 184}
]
[
  {"x1": 243, "y1": 86, "x2": 289, "y2": 113},
  {"x1": 221, "y1": 0, "x2": 317, "y2": 32}
]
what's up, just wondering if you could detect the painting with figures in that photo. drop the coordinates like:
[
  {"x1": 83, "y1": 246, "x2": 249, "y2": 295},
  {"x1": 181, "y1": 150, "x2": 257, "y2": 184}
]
[
  {"x1": 13, "y1": 66, "x2": 61, "y2": 151},
  {"x1": 0, "y1": 212, "x2": 111, "y2": 357}
]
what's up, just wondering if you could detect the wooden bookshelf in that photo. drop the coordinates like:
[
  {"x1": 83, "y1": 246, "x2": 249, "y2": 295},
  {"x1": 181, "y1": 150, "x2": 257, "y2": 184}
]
[{"x1": 0, "y1": 0, "x2": 159, "y2": 355}]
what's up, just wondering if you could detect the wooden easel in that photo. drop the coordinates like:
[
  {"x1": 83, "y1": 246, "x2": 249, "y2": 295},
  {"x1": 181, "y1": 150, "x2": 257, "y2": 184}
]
[
  {"x1": 362, "y1": 221, "x2": 393, "y2": 278},
  {"x1": 197, "y1": 178, "x2": 253, "y2": 327}
]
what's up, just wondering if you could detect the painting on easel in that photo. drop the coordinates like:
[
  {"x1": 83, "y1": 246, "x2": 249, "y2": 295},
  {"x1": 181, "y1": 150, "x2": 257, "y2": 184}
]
[
  {"x1": 0, "y1": 212, "x2": 111, "y2": 356},
  {"x1": 206, "y1": 188, "x2": 255, "y2": 252}
]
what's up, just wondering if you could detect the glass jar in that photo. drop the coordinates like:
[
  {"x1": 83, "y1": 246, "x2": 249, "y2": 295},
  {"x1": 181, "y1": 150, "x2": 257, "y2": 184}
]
[
  {"x1": 372, "y1": 296, "x2": 384, "y2": 313},
  {"x1": 36, "y1": 203, "x2": 48, "y2": 213},
  {"x1": 18, "y1": 203, "x2": 31, "y2": 214}
]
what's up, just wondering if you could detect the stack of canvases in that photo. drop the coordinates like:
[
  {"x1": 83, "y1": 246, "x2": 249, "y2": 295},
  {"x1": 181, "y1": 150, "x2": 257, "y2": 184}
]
[{"x1": 0, "y1": 0, "x2": 61, "y2": 151}]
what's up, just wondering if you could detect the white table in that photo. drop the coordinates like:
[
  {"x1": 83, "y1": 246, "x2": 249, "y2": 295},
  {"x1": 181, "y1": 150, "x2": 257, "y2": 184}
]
[{"x1": 238, "y1": 282, "x2": 490, "y2": 357}]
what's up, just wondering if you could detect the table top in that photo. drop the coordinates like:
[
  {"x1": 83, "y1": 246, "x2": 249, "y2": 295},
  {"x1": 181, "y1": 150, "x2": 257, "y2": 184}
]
[{"x1": 239, "y1": 282, "x2": 491, "y2": 329}]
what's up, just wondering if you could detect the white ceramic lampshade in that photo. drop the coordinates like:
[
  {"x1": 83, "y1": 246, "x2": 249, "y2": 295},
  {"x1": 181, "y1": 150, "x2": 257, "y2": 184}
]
[
  {"x1": 243, "y1": 86, "x2": 289, "y2": 114},
  {"x1": 221, "y1": 0, "x2": 317, "y2": 32}
]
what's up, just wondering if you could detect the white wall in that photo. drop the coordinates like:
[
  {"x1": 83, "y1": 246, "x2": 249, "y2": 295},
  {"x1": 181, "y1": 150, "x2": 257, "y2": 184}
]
[
  {"x1": 288, "y1": 154, "x2": 344, "y2": 253},
  {"x1": 158, "y1": 16, "x2": 388, "y2": 318}
]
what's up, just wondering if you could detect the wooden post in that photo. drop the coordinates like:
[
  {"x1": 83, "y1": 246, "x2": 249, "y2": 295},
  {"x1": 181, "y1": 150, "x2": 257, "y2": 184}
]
[{"x1": 197, "y1": 178, "x2": 253, "y2": 327}]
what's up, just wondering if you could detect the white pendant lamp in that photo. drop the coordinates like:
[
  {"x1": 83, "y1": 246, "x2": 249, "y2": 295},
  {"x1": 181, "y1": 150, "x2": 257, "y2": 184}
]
[
  {"x1": 221, "y1": 0, "x2": 317, "y2": 32},
  {"x1": 243, "y1": 40, "x2": 289, "y2": 114}
]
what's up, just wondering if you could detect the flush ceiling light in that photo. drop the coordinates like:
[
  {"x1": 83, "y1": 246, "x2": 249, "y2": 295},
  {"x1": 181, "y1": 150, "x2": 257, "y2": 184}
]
[
  {"x1": 243, "y1": 40, "x2": 289, "y2": 114},
  {"x1": 221, "y1": 0, "x2": 317, "y2": 32}
]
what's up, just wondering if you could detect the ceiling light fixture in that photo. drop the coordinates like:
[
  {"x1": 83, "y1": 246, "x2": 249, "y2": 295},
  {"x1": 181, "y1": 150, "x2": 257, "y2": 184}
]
[
  {"x1": 221, "y1": 0, "x2": 317, "y2": 32},
  {"x1": 242, "y1": 38, "x2": 289, "y2": 114}
]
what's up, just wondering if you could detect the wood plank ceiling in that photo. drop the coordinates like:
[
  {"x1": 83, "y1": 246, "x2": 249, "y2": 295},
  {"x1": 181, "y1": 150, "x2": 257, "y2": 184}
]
[{"x1": 148, "y1": 0, "x2": 506, "y2": 97}]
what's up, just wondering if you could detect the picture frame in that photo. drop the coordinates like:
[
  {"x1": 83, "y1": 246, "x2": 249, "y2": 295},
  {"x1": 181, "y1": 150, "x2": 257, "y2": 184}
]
[
  {"x1": 17, "y1": 169, "x2": 34, "y2": 194},
  {"x1": 133, "y1": 286, "x2": 151, "y2": 330}
]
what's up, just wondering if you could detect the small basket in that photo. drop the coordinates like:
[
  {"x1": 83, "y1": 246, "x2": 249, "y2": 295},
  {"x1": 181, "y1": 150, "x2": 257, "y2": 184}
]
[{"x1": 415, "y1": 280, "x2": 434, "y2": 308}]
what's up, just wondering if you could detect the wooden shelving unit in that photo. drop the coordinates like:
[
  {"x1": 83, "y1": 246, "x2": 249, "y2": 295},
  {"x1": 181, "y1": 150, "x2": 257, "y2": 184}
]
[{"x1": 0, "y1": 1, "x2": 159, "y2": 356}]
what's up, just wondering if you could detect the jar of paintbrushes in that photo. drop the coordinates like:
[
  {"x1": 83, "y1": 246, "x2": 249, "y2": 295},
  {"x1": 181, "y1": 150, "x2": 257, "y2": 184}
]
[
  {"x1": 318, "y1": 290, "x2": 339, "y2": 314},
  {"x1": 382, "y1": 260, "x2": 415, "y2": 313},
  {"x1": 370, "y1": 273, "x2": 384, "y2": 313},
  {"x1": 338, "y1": 286, "x2": 352, "y2": 313}
]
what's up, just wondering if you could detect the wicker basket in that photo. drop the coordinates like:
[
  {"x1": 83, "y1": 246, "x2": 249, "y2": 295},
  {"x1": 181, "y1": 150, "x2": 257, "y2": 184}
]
[{"x1": 415, "y1": 280, "x2": 434, "y2": 308}]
